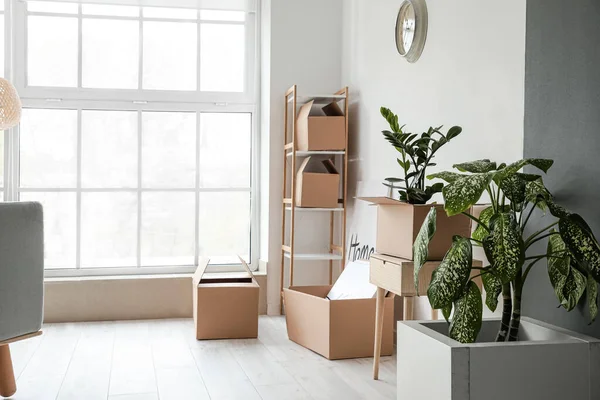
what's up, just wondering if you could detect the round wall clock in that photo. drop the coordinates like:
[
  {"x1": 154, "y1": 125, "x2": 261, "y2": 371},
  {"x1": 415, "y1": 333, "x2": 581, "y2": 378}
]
[{"x1": 395, "y1": 0, "x2": 428, "y2": 63}]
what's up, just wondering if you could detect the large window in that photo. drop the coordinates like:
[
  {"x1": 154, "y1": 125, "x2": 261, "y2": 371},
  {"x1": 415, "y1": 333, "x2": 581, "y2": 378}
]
[{"x1": 2, "y1": 0, "x2": 258, "y2": 275}]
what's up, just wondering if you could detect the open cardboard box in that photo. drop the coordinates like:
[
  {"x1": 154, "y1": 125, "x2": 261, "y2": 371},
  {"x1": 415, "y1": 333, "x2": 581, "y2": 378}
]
[
  {"x1": 296, "y1": 100, "x2": 345, "y2": 151},
  {"x1": 358, "y1": 197, "x2": 472, "y2": 260},
  {"x1": 192, "y1": 257, "x2": 259, "y2": 340},
  {"x1": 283, "y1": 285, "x2": 394, "y2": 360},
  {"x1": 296, "y1": 157, "x2": 340, "y2": 208}
]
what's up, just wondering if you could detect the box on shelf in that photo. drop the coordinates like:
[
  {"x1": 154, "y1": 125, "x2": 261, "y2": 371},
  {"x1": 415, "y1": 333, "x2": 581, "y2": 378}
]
[
  {"x1": 283, "y1": 285, "x2": 394, "y2": 360},
  {"x1": 357, "y1": 198, "x2": 472, "y2": 260},
  {"x1": 296, "y1": 100, "x2": 345, "y2": 151},
  {"x1": 192, "y1": 257, "x2": 259, "y2": 340},
  {"x1": 296, "y1": 157, "x2": 340, "y2": 208}
]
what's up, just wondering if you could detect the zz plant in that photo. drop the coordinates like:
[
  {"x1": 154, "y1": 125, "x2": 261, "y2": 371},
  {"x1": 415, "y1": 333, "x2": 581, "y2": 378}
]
[
  {"x1": 380, "y1": 107, "x2": 462, "y2": 204},
  {"x1": 413, "y1": 158, "x2": 600, "y2": 343}
]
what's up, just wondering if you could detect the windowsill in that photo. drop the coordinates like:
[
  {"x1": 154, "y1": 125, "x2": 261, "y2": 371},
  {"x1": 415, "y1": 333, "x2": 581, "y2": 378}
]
[{"x1": 45, "y1": 269, "x2": 267, "y2": 283}]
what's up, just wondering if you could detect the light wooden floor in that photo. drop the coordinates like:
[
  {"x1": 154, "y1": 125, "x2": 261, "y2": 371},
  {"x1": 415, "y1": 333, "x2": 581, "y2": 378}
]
[{"x1": 6, "y1": 316, "x2": 396, "y2": 400}]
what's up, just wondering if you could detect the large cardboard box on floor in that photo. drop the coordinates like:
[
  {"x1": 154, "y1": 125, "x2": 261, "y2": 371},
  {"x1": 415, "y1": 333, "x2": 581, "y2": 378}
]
[
  {"x1": 296, "y1": 100, "x2": 346, "y2": 151},
  {"x1": 283, "y1": 286, "x2": 394, "y2": 360},
  {"x1": 192, "y1": 257, "x2": 259, "y2": 340},
  {"x1": 358, "y1": 198, "x2": 472, "y2": 260},
  {"x1": 296, "y1": 157, "x2": 340, "y2": 208}
]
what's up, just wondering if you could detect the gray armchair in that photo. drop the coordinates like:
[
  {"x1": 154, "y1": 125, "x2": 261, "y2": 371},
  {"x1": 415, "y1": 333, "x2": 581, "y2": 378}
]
[{"x1": 0, "y1": 202, "x2": 44, "y2": 398}]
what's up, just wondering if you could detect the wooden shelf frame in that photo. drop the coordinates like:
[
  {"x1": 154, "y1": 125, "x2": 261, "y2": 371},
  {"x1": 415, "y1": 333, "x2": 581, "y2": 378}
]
[{"x1": 280, "y1": 85, "x2": 349, "y2": 310}]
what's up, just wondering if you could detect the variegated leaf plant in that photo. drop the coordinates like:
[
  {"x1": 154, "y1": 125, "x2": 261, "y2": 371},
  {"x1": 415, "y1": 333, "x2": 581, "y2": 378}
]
[{"x1": 413, "y1": 158, "x2": 600, "y2": 343}]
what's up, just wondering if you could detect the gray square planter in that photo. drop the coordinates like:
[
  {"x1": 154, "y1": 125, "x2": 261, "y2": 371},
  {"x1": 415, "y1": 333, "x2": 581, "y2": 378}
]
[{"x1": 397, "y1": 318, "x2": 600, "y2": 400}]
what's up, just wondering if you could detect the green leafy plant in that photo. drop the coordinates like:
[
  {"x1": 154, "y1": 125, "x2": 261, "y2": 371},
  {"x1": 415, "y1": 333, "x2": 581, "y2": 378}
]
[
  {"x1": 380, "y1": 107, "x2": 462, "y2": 204},
  {"x1": 413, "y1": 158, "x2": 600, "y2": 343}
]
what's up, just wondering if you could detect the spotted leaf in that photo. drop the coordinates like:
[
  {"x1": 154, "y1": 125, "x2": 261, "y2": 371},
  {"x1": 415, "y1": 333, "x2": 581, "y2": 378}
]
[
  {"x1": 442, "y1": 304, "x2": 452, "y2": 322},
  {"x1": 413, "y1": 207, "x2": 437, "y2": 294},
  {"x1": 449, "y1": 281, "x2": 483, "y2": 344},
  {"x1": 427, "y1": 236, "x2": 473, "y2": 309},
  {"x1": 559, "y1": 213, "x2": 600, "y2": 282},
  {"x1": 482, "y1": 271, "x2": 502, "y2": 312},
  {"x1": 587, "y1": 274, "x2": 598, "y2": 324},
  {"x1": 453, "y1": 159, "x2": 498, "y2": 173},
  {"x1": 442, "y1": 172, "x2": 494, "y2": 216},
  {"x1": 472, "y1": 205, "x2": 511, "y2": 243},
  {"x1": 494, "y1": 158, "x2": 554, "y2": 183},
  {"x1": 427, "y1": 171, "x2": 468, "y2": 184},
  {"x1": 560, "y1": 266, "x2": 586, "y2": 311},
  {"x1": 499, "y1": 174, "x2": 526, "y2": 209},
  {"x1": 547, "y1": 233, "x2": 570, "y2": 305},
  {"x1": 483, "y1": 213, "x2": 525, "y2": 284}
]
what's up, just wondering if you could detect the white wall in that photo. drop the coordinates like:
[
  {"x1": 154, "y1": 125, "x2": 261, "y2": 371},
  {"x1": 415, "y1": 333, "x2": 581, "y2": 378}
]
[
  {"x1": 261, "y1": 0, "x2": 344, "y2": 314},
  {"x1": 341, "y1": 0, "x2": 527, "y2": 318}
]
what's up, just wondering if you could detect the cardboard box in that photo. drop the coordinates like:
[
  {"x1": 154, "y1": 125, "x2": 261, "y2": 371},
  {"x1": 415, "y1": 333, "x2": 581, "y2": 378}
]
[
  {"x1": 283, "y1": 285, "x2": 394, "y2": 360},
  {"x1": 358, "y1": 198, "x2": 472, "y2": 260},
  {"x1": 296, "y1": 100, "x2": 345, "y2": 151},
  {"x1": 296, "y1": 157, "x2": 340, "y2": 208},
  {"x1": 192, "y1": 257, "x2": 259, "y2": 340}
]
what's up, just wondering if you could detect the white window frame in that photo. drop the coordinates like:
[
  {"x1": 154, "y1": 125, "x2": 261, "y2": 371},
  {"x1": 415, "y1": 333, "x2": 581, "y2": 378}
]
[{"x1": 2, "y1": 0, "x2": 261, "y2": 277}]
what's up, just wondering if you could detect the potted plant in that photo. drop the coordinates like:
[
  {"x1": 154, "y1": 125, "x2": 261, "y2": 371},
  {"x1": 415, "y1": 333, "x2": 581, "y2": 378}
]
[
  {"x1": 398, "y1": 158, "x2": 600, "y2": 400},
  {"x1": 358, "y1": 108, "x2": 471, "y2": 260}
]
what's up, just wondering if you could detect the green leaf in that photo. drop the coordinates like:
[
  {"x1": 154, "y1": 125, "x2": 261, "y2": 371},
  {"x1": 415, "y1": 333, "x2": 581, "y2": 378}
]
[
  {"x1": 453, "y1": 159, "x2": 497, "y2": 173},
  {"x1": 499, "y1": 174, "x2": 527, "y2": 208},
  {"x1": 427, "y1": 171, "x2": 468, "y2": 183},
  {"x1": 446, "y1": 126, "x2": 462, "y2": 140},
  {"x1": 547, "y1": 233, "x2": 570, "y2": 305},
  {"x1": 516, "y1": 173, "x2": 542, "y2": 182},
  {"x1": 483, "y1": 213, "x2": 525, "y2": 284},
  {"x1": 472, "y1": 206, "x2": 511, "y2": 243},
  {"x1": 561, "y1": 267, "x2": 586, "y2": 311},
  {"x1": 525, "y1": 178, "x2": 551, "y2": 209},
  {"x1": 587, "y1": 274, "x2": 598, "y2": 324},
  {"x1": 559, "y1": 213, "x2": 600, "y2": 282},
  {"x1": 442, "y1": 173, "x2": 494, "y2": 216},
  {"x1": 428, "y1": 236, "x2": 473, "y2": 309},
  {"x1": 494, "y1": 158, "x2": 554, "y2": 183},
  {"x1": 413, "y1": 207, "x2": 437, "y2": 294},
  {"x1": 442, "y1": 304, "x2": 452, "y2": 322},
  {"x1": 482, "y1": 271, "x2": 502, "y2": 312},
  {"x1": 449, "y1": 281, "x2": 483, "y2": 343},
  {"x1": 425, "y1": 182, "x2": 444, "y2": 196},
  {"x1": 380, "y1": 107, "x2": 400, "y2": 132}
]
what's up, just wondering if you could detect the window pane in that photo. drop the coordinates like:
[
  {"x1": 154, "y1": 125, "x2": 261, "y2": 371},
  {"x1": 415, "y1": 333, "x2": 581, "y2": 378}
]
[
  {"x1": 83, "y1": 19, "x2": 139, "y2": 89},
  {"x1": 81, "y1": 110, "x2": 138, "y2": 188},
  {"x1": 21, "y1": 192, "x2": 77, "y2": 269},
  {"x1": 141, "y1": 192, "x2": 195, "y2": 266},
  {"x1": 200, "y1": 24, "x2": 245, "y2": 92},
  {"x1": 142, "y1": 112, "x2": 196, "y2": 188},
  {"x1": 20, "y1": 109, "x2": 77, "y2": 188},
  {"x1": 27, "y1": 16, "x2": 78, "y2": 87},
  {"x1": 143, "y1": 7, "x2": 197, "y2": 20},
  {"x1": 81, "y1": 192, "x2": 137, "y2": 268},
  {"x1": 198, "y1": 192, "x2": 250, "y2": 264},
  {"x1": 142, "y1": 21, "x2": 197, "y2": 91},
  {"x1": 199, "y1": 10, "x2": 245, "y2": 22},
  {"x1": 82, "y1": 4, "x2": 139, "y2": 17},
  {"x1": 199, "y1": 113, "x2": 250, "y2": 188},
  {"x1": 27, "y1": 1, "x2": 78, "y2": 14}
]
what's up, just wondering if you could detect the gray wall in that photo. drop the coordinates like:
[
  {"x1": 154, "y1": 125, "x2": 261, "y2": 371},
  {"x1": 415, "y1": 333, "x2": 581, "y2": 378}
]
[{"x1": 523, "y1": 0, "x2": 600, "y2": 337}]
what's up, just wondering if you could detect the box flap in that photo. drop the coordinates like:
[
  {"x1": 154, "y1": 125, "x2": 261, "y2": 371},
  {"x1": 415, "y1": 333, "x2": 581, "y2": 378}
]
[
  {"x1": 238, "y1": 255, "x2": 258, "y2": 285},
  {"x1": 322, "y1": 101, "x2": 344, "y2": 117},
  {"x1": 298, "y1": 157, "x2": 339, "y2": 175},
  {"x1": 297, "y1": 100, "x2": 314, "y2": 121},
  {"x1": 322, "y1": 159, "x2": 339, "y2": 175},
  {"x1": 192, "y1": 257, "x2": 211, "y2": 287}
]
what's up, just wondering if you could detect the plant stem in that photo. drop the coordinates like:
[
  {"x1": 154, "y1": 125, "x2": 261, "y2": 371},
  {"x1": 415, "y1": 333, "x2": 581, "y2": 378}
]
[
  {"x1": 524, "y1": 252, "x2": 564, "y2": 261},
  {"x1": 522, "y1": 257, "x2": 546, "y2": 284},
  {"x1": 487, "y1": 187, "x2": 497, "y2": 213},
  {"x1": 496, "y1": 283, "x2": 512, "y2": 342},
  {"x1": 461, "y1": 212, "x2": 490, "y2": 232},
  {"x1": 521, "y1": 202, "x2": 539, "y2": 231},
  {"x1": 470, "y1": 237, "x2": 483, "y2": 245},
  {"x1": 525, "y1": 232, "x2": 560, "y2": 250},
  {"x1": 508, "y1": 272, "x2": 523, "y2": 341},
  {"x1": 524, "y1": 221, "x2": 560, "y2": 245}
]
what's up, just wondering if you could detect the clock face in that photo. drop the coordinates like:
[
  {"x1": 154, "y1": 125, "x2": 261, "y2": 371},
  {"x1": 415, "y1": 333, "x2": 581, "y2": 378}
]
[
  {"x1": 396, "y1": 3, "x2": 416, "y2": 56},
  {"x1": 395, "y1": 0, "x2": 428, "y2": 63}
]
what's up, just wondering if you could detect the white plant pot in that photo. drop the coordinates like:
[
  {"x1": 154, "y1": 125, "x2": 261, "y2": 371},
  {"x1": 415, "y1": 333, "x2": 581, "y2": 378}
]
[{"x1": 397, "y1": 318, "x2": 600, "y2": 400}]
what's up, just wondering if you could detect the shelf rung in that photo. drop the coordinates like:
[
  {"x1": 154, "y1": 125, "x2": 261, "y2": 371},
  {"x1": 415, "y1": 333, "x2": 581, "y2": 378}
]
[
  {"x1": 285, "y1": 207, "x2": 344, "y2": 212},
  {"x1": 283, "y1": 198, "x2": 292, "y2": 204},
  {"x1": 282, "y1": 245, "x2": 291, "y2": 253},
  {"x1": 284, "y1": 142, "x2": 294, "y2": 150},
  {"x1": 286, "y1": 150, "x2": 345, "y2": 158},
  {"x1": 282, "y1": 252, "x2": 343, "y2": 261},
  {"x1": 330, "y1": 245, "x2": 343, "y2": 253},
  {"x1": 288, "y1": 94, "x2": 347, "y2": 104}
]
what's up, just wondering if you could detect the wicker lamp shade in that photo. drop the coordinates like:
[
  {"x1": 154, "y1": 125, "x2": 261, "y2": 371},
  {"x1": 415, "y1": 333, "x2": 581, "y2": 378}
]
[{"x1": 0, "y1": 78, "x2": 22, "y2": 130}]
